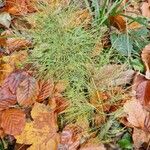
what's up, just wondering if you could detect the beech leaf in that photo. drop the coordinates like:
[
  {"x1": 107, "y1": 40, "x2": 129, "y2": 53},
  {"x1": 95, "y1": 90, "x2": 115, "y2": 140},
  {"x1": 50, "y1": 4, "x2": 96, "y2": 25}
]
[
  {"x1": 1, "y1": 108, "x2": 26, "y2": 135},
  {"x1": 16, "y1": 77, "x2": 39, "y2": 107},
  {"x1": 136, "y1": 80, "x2": 150, "y2": 110},
  {"x1": 15, "y1": 103, "x2": 59, "y2": 150},
  {"x1": 37, "y1": 80, "x2": 54, "y2": 102},
  {"x1": 2, "y1": 71, "x2": 29, "y2": 95},
  {"x1": 124, "y1": 99, "x2": 147, "y2": 129}
]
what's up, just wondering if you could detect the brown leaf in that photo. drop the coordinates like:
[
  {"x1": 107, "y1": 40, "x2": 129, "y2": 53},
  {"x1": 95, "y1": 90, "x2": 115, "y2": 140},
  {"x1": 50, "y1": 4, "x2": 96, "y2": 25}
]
[
  {"x1": 141, "y1": 44, "x2": 150, "y2": 79},
  {"x1": 80, "y1": 144, "x2": 106, "y2": 150},
  {"x1": 90, "y1": 91, "x2": 110, "y2": 112},
  {"x1": 0, "y1": 87, "x2": 16, "y2": 111},
  {"x1": 16, "y1": 76, "x2": 39, "y2": 107},
  {"x1": 5, "y1": 0, "x2": 36, "y2": 15},
  {"x1": 6, "y1": 38, "x2": 32, "y2": 53},
  {"x1": 49, "y1": 96, "x2": 69, "y2": 114},
  {"x1": 109, "y1": 15, "x2": 126, "y2": 31},
  {"x1": 37, "y1": 80, "x2": 54, "y2": 102},
  {"x1": 132, "y1": 73, "x2": 146, "y2": 94},
  {"x1": 136, "y1": 80, "x2": 150, "y2": 110},
  {"x1": 66, "y1": 9, "x2": 91, "y2": 29},
  {"x1": 15, "y1": 103, "x2": 60, "y2": 150},
  {"x1": 141, "y1": 2, "x2": 150, "y2": 18},
  {"x1": 2, "y1": 71, "x2": 29, "y2": 95},
  {"x1": 124, "y1": 99, "x2": 147, "y2": 129},
  {"x1": 132, "y1": 128, "x2": 150, "y2": 149},
  {"x1": 59, "y1": 124, "x2": 83, "y2": 150},
  {"x1": 1, "y1": 108, "x2": 26, "y2": 135}
]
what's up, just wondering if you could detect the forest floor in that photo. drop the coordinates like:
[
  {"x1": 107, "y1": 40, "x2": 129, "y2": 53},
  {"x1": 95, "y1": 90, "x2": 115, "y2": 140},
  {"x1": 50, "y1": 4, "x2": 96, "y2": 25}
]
[{"x1": 0, "y1": 0, "x2": 150, "y2": 150}]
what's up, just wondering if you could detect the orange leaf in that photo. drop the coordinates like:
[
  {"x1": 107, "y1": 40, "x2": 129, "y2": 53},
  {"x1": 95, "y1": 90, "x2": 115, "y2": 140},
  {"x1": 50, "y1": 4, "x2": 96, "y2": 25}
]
[
  {"x1": 5, "y1": 0, "x2": 36, "y2": 15},
  {"x1": 109, "y1": 15, "x2": 126, "y2": 31},
  {"x1": 37, "y1": 80, "x2": 54, "y2": 102},
  {"x1": 15, "y1": 103, "x2": 60, "y2": 150},
  {"x1": 0, "y1": 87, "x2": 16, "y2": 111},
  {"x1": 16, "y1": 76, "x2": 39, "y2": 107},
  {"x1": 1, "y1": 108, "x2": 26, "y2": 135},
  {"x1": 6, "y1": 38, "x2": 32, "y2": 54}
]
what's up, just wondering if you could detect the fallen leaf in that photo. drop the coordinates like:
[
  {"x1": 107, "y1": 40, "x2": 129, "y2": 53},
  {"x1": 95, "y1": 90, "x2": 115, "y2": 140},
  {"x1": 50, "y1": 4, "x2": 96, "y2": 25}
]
[
  {"x1": 109, "y1": 15, "x2": 126, "y2": 31},
  {"x1": 0, "y1": 61, "x2": 13, "y2": 86},
  {"x1": 132, "y1": 128, "x2": 150, "y2": 149},
  {"x1": 59, "y1": 124, "x2": 83, "y2": 150},
  {"x1": 37, "y1": 80, "x2": 54, "y2": 102},
  {"x1": 2, "y1": 71, "x2": 29, "y2": 94},
  {"x1": 80, "y1": 144, "x2": 106, "y2": 150},
  {"x1": 6, "y1": 38, "x2": 32, "y2": 53},
  {"x1": 0, "y1": 87, "x2": 16, "y2": 111},
  {"x1": 1, "y1": 108, "x2": 26, "y2": 135},
  {"x1": 136, "y1": 80, "x2": 150, "y2": 110},
  {"x1": 90, "y1": 91, "x2": 110, "y2": 112},
  {"x1": 0, "y1": 12, "x2": 11, "y2": 28},
  {"x1": 141, "y1": 2, "x2": 150, "y2": 18},
  {"x1": 15, "y1": 103, "x2": 60, "y2": 150},
  {"x1": 141, "y1": 44, "x2": 150, "y2": 79},
  {"x1": 49, "y1": 96, "x2": 69, "y2": 114},
  {"x1": 5, "y1": 0, "x2": 36, "y2": 15},
  {"x1": 16, "y1": 76, "x2": 39, "y2": 107},
  {"x1": 132, "y1": 73, "x2": 146, "y2": 94},
  {"x1": 65, "y1": 9, "x2": 91, "y2": 29},
  {"x1": 124, "y1": 99, "x2": 147, "y2": 129}
]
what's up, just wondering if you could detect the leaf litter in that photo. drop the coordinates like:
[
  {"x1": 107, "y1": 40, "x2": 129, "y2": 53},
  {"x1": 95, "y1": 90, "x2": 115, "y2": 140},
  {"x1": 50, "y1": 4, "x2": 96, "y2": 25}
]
[{"x1": 0, "y1": 0, "x2": 150, "y2": 149}]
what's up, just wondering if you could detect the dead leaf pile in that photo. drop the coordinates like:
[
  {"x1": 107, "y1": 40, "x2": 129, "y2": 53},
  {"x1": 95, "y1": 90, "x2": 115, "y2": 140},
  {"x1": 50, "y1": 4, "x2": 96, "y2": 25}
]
[{"x1": 123, "y1": 44, "x2": 150, "y2": 149}]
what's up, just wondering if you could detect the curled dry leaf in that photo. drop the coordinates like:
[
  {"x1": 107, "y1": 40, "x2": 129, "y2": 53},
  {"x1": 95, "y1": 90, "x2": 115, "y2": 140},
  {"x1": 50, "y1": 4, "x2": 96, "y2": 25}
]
[
  {"x1": 141, "y1": 2, "x2": 150, "y2": 18},
  {"x1": 141, "y1": 44, "x2": 150, "y2": 79},
  {"x1": 37, "y1": 80, "x2": 54, "y2": 102},
  {"x1": 1, "y1": 108, "x2": 26, "y2": 135},
  {"x1": 124, "y1": 99, "x2": 147, "y2": 129},
  {"x1": 15, "y1": 103, "x2": 60, "y2": 150},
  {"x1": 16, "y1": 76, "x2": 39, "y2": 107},
  {"x1": 136, "y1": 80, "x2": 150, "y2": 110},
  {"x1": 109, "y1": 15, "x2": 126, "y2": 31}
]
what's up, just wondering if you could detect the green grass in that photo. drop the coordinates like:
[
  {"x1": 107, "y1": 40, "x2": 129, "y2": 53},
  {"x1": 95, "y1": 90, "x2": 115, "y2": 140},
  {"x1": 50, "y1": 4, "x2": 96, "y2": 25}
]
[{"x1": 25, "y1": 2, "x2": 136, "y2": 143}]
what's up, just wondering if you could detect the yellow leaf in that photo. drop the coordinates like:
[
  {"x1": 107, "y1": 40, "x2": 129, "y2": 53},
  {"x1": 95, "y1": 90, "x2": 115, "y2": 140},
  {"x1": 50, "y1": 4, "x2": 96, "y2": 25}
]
[{"x1": 15, "y1": 103, "x2": 60, "y2": 150}]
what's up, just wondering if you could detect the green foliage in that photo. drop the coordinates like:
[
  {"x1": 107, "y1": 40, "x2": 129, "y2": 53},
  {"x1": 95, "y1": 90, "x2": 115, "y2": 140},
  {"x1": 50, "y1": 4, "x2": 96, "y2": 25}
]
[
  {"x1": 110, "y1": 27, "x2": 149, "y2": 71},
  {"x1": 118, "y1": 133, "x2": 133, "y2": 149}
]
